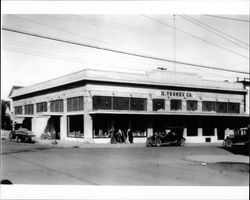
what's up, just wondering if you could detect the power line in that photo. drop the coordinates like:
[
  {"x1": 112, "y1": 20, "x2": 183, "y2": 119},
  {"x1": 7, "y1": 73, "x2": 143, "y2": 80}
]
[
  {"x1": 204, "y1": 15, "x2": 250, "y2": 23},
  {"x1": 143, "y1": 15, "x2": 249, "y2": 59},
  {"x1": 178, "y1": 15, "x2": 249, "y2": 50},
  {"x1": 184, "y1": 15, "x2": 249, "y2": 47},
  {"x1": 2, "y1": 27, "x2": 249, "y2": 75}
]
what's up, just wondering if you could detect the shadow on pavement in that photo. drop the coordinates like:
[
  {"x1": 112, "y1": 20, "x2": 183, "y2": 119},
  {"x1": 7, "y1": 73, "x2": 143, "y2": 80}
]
[{"x1": 219, "y1": 145, "x2": 250, "y2": 156}]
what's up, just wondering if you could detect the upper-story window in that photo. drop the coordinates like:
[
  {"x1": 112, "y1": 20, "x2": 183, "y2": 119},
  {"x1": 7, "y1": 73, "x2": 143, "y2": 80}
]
[
  {"x1": 93, "y1": 96, "x2": 112, "y2": 110},
  {"x1": 14, "y1": 106, "x2": 22, "y2": 115},
  {"x1": 228, "y1": 102, "x2": 240, "y2": 113},
  {"x1": 170, "y1": 99, "x2": 182, "y2": 111},
  {"x1": 24, "y1": 104, "x2": 34, "y2": 115},
  {"x1": 202, "y1": 101, "x2": 216, "y2": 112},
  {"x1": 216, "y1": 102, "x2": 227, "y2": 113},
  {"x1": 113, "y1": 97, "x2": 129, "y2": 110},
  {"x1": 36, "y1": 102, "x2": 47, "y2": 112},
  {"x1": 50, "y1": 99, "x2": 64, "y2": 112},
  {"x1": 67, "y1": 96, "x2": 84, "y2": 112},
  {"x1": 153, "y1": 99, "x2": 165, "y2": 111},
  {"x1": 130, "y1": 98, "x2": 147, "y2": 111},
  {"x1": 187, "y1": 100, "x2": 198, "y2": 111}
]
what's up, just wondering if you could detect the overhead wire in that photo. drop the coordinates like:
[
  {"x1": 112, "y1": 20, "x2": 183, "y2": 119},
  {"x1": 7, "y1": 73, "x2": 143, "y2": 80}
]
[
  {"x1": 204, "y1": 15, "x2": 250, "y2": 23},
  {"x1": 143, "y1": 15, "x2": 249, "y2": 59},
  {"x1": 188, "y1": 15, "x2": 249, "y2": 47},
  {"x1": 178, "y1": 15, "x2": 249, "y2": 50},
  {"x1": 2, "y1": 27, "x2": 249, "y2": 75}
]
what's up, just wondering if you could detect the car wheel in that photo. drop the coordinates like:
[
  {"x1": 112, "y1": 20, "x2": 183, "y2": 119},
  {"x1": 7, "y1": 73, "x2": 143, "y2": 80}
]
[
  {"x1": 155, "y1": 139, "x2": 162, "y2": 147},
  {"x1": 225, "y1": 140, "x2": 232, "y2": 147},
  {"x1": 181, "y1": 138, "x2": 185, "y2": 146},
  {"x1": 146, "y1": 139, "x2": 152, "y2": 147},
  {"x1": 15, "y1": 136, "x2": 19, "y2": 143}
]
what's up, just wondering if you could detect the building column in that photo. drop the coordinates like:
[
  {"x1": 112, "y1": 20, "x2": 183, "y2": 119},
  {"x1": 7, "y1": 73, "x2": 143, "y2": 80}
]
[
  {"x1": 183, "y1": 128, "x2": 187, "y2": 138},
  {"x1": 198, "y1": 100, "x2": 202, "y2": 112},
  {"x1": 147, "y1": 120, "x2": 153, "y2": 137},
  {"x1": 147, "y1": 98, "x2": 153, "y2": 111},
  {"x1": 60, "y1": 115, "x2": 67, "y2": 140},
  {"x1": 165, "y1": 99, "x2": 170, "y2": 111},
  {"x1": 214, "y1": 128, "x2": 218, "y2": 140},
  {"x1": 198, "y1": 128, "x2": 203, "y2": 137},
  {"x1": 84, "y1": 96, "x2": 93, "y2": 142}
]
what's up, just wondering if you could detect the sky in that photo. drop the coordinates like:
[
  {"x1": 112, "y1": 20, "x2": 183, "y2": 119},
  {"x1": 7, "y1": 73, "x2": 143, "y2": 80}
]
[{"x1": 1, "y1": 14, "x2": 249, "y2": 100}]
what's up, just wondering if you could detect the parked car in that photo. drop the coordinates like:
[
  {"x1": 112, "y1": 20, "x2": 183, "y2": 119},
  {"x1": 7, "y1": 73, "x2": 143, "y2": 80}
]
[
  {"x1": 9, "y1": 128, "x2": 35, "y2": 143},
  {"x1": 223, "y1": 127, "x2": 249, "y2": 147},
  {"x1": 146, "y1": 128, "x2": 186, "y2": 147}
]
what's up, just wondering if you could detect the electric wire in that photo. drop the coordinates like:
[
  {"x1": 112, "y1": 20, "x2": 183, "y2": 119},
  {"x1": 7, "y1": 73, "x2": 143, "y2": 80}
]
[
  {"x1": 186, "y1": 15, "x2": 249, "y2": 47},
  {"x1": 143, "y1": 15, "x2": 249, "y2": 59},
  {"x1": 2, "y1": 27, "x2": 249, "y2": 75},
  {"x1": 178, "y1": 15, "x2": 249, "y2": 50},
  {"x1": 204, "y1": 15, "x2": 250, "y2": 23}
]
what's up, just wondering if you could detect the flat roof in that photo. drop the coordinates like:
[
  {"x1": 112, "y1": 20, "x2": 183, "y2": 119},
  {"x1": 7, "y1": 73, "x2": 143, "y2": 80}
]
[{"x1": 10, "y1": 69, "x2": 246, "y2": 98}]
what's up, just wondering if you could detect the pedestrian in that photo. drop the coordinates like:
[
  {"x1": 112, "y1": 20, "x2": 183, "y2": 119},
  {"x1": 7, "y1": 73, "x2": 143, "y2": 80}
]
[
  {"x1": 110, "y1": 127, "x2": 116, "y2": 144},
  {"x1": 116, "y1": 129, "x2": 123, "y2": 143},
  {"x1": 128, "y1": 129, "x2": 133, "y2": 143}
]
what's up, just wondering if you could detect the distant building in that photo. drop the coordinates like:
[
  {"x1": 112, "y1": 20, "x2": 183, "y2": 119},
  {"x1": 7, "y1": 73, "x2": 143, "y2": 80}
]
[{"x1": 8, "y1": 69, "x2": 249, "y2": 143}]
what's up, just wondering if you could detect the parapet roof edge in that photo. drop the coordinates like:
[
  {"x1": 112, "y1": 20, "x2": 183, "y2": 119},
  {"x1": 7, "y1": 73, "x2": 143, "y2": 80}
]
[{"x1": 10, "y1": 69, "x2": 246, "y2": 98}]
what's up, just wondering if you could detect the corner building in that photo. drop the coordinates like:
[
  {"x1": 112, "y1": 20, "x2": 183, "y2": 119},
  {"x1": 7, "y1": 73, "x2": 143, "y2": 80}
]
[{"x1": 9, "y1": 69, "x2": 249, "y2": 143}]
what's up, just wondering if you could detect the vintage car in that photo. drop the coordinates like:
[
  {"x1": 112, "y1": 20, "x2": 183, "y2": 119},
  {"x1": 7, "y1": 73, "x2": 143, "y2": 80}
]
[
  {"x1": 146, "y1": 128, "x2": 186, "y2": 147},
  {"x1": 9, "y1": 128, "x2": 35, "y2": 143},
  {"x1": 223, "y1": 127, "x2": 249, "y2": 147}
]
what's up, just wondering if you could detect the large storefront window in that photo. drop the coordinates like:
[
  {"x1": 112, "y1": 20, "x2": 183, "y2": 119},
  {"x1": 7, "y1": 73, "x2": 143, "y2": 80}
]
[
  {"x1": 187, "y1": 127, "x2": 198, "y2": 136},
  {"x1": 203, "y1": 127, "x2": 214, "y2": 136},
  {"x1": 24, "y1": 104, "x2": 34, "y2": 115},
  {"x1": 67, "y1": 96, "x2": 84, "y2": 112},
  {"x1": 153, "y1": 99, "x2": 165, "y2": 111},
  {"x1": 50, "y1": 99, "x2": 64, "y2": 112},
  {"x1": 67, "y1": 115, "x2": 84, "y2": 138},
  {"x1": 131, "y1": 117, "x2": 147, "y2": 137},
  {"x1": 93, "y1": 117, "x2": 111, "y2": 138},
  {"x1": 130, "y1": 98, "x2": 147, "y2": 111},
  {"x1": 216, "y1": 102, "x2": 227, "y2": 113},
  {"x1": 14, "y1": 106, "x2": 22, "y2": 115},
  {"x1": 170, "y1": 99, "x2": 182, "y2": 111},
  {"x1": 113, "y1": 97, "x2": 129, "y2": 110},
  {"x1": 228, "y1": 102, "x2": 240, "y2": 113},
  {"x1": 187, "y1": 100, "x2": 198, "y2": 111},
  {"x1": 202, "y1": 101, "x2": 216, "y2": 112},
  {"x1": 36, "y1": 102, "x2": 47, "y2": 112},
  {"x1": 93, "y1": 96, "x2": 112, "y2": 110}
]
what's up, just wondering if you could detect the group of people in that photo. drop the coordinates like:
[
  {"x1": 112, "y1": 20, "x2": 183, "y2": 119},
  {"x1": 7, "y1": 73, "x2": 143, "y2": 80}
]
[{"x1": 109, "y1": 128, "x2": 134, "y2": 144}]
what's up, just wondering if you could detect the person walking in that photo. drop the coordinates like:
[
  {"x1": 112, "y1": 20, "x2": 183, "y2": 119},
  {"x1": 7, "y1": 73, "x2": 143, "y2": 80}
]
[
  {"x1": 110, "y1": 127, "x2": 116, "y2": 144},
  {"x1": 128, "y1": 129, "x2": 133, "y2": 143},
  {"x1": 116, "y1": 129, "x2": 123, "y2": 143}
]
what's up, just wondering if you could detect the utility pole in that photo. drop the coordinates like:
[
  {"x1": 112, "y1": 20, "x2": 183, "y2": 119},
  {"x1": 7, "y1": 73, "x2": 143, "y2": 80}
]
[{"x1": 173, "y1": 14, "x2": 176, "y2": 72}]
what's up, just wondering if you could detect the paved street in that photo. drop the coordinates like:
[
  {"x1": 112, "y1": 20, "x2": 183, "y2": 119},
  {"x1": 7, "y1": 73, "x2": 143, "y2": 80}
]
[{"x1": 1, "y1": 140, "x2": 249, "y2": 186}]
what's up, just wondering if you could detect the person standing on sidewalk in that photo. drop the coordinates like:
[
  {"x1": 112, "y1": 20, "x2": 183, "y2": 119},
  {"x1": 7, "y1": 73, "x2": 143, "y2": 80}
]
[
  {"x1": 128, "y1": 129, "x2": 133, "y2": 143},
  {"x1": 110, "y1": 127, "x2": 116, "y2": 144}
]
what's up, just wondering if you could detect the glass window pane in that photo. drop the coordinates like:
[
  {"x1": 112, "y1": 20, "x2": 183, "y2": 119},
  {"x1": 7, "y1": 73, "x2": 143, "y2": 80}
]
[
  {"x1": 153, "y1": 99, "x2": 165, "y2": 111},
  {"x1": 216, "y1": 102, "x2": 227, "y2": 113},
  {"x1": 170, "y1": 99, "x2": 182, "y2": 111},
  {"x1": 187, "y1": 100, "x2": 198, "y2": 111},
  {"x1": 113, "y1": 97, "x2": 129, "y2": 110},
  {"x1": 130, "y1": 98, "x2": 147, "y2": 111},
  {"x1": 93, "y1": 96, "x2": 112, "y2": 110},
  {"x1": 228, "y1": 103, "x2": 240, "y2": 113},
  {"x1": 202, "y1": 101, "x2": 216, "y2": 112}
]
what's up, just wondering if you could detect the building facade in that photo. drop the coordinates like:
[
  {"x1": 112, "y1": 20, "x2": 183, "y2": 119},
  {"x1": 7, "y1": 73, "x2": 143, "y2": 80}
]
[{"x1": 9, "y1": 69, "x2": 249, "y2": 143}]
